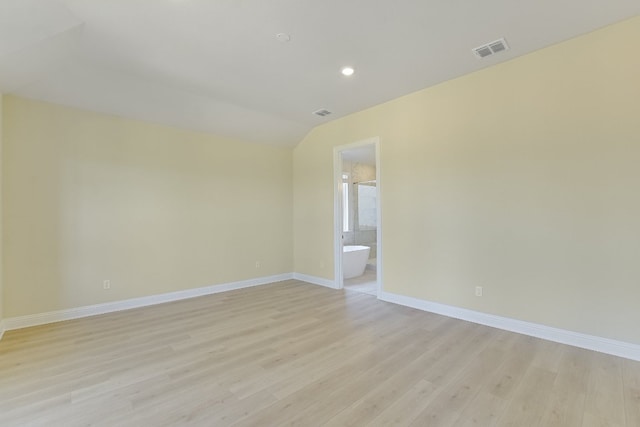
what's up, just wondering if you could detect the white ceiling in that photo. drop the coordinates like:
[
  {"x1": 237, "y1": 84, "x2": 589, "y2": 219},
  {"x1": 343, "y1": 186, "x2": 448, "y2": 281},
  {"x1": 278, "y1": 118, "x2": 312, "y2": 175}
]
[{"x1": 1, "y1": 0, "x2": 639, "y2": 146}]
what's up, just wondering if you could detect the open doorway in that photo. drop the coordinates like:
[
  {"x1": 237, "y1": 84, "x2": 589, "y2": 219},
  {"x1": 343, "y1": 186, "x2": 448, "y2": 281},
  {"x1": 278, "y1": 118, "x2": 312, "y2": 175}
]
[{"x1": 333, "y1": 138, "x2": 381, "y2": 296}]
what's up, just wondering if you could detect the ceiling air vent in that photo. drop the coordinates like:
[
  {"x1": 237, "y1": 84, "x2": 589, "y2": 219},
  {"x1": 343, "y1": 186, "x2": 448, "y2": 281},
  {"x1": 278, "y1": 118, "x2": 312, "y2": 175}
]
[
  {"x1": 313, "y1": 109, "x2": 332, "y2": 117},
  {"x1": 472, "y1": 38, "x2": 509, "y2": 59}
]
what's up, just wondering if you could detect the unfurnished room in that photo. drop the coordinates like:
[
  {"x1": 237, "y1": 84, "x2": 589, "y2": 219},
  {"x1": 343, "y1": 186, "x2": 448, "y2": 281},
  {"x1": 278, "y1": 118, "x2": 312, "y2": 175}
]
[{"x1": 1, "y1": 1, "x2": 640, "y2": 426}]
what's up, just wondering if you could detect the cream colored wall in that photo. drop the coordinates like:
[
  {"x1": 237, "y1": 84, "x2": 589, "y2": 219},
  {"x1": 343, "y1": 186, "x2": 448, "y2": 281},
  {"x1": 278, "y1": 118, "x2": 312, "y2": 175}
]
[
  {"x1": 0, "y1": 93, "x2": 3, "y2": 323},
  {"x1": 3, "y1": 96, "x2": 293, "y2": 318},
  {"x1": 293, "y1": 16, "x2": 640, "y2": 344}
]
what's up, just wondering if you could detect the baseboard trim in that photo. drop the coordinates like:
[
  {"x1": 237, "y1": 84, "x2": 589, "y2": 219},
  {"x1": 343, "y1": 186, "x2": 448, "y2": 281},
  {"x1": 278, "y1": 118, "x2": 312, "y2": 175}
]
[
  {"x1": 378, "y1": 291, "x2": 640, "y2": 362},
  {"x1": 3, "y1": 273, "x2": 294, "y2": 332},
  {"x1": 8, "y1": 276, "x2": 635, "y2": 361},
  {"x1": 292, "y1": 273, "x2": 338, "y2": 289}
]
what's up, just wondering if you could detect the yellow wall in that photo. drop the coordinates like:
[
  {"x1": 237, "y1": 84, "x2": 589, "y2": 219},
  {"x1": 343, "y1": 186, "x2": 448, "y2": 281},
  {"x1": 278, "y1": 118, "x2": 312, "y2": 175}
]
[
  {"x1": 2, "y1": 96, "x2": 293, "y2": 318},
  {"x1": 293, "y1": 16, "x2": 640, "y2": 344},
  {"x1": 0, "y1": 93, "x2": 3, "y2": 324}
]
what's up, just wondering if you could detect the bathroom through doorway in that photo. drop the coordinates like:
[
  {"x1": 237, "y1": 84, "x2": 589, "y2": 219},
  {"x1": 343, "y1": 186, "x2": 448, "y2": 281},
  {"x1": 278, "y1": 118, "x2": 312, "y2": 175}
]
[{"x1": 333, "y1": 138, "x2": 381, "y2": 296}]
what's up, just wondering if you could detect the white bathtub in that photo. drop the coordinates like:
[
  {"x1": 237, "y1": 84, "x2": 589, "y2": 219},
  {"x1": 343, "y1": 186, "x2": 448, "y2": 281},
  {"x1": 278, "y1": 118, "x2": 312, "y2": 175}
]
[{"x1": 343, "y1": 245, "x2": 371, "y2": 279}]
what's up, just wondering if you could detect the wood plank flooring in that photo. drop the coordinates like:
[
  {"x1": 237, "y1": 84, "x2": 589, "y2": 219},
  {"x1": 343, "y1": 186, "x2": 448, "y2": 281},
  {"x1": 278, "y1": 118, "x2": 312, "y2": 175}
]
[{"x1": 1, "y1": 280, "x2": 639, "y2": 426}]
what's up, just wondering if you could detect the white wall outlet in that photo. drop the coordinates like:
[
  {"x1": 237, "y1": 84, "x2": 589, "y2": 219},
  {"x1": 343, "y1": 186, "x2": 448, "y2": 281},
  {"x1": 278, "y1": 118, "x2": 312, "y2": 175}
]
[
  {"x1": 475, "y1": 286, "x2": 483, "y2": 297},
  {"x1": 103, "y1": 280, "x2": 111, "y2": 290},
  {"x1": 255, "y1": 261, "x2": 260, "y2": 268}
]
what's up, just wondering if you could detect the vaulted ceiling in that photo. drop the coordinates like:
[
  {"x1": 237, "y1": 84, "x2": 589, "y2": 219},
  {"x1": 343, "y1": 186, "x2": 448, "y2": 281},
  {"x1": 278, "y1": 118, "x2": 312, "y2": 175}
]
[{"x1": 1, "y1": 0, "x2": 639, "y2": 146}]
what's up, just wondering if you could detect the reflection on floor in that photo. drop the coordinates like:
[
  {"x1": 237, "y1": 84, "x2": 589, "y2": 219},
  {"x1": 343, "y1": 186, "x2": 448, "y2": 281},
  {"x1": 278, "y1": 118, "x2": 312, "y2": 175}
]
[{"x1": 344, "y1": 265, "x2": 377, "y2": 296}]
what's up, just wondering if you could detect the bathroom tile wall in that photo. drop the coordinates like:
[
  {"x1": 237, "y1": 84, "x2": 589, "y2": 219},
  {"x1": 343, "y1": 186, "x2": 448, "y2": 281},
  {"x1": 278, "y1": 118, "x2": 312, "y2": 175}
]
[
  {"x1": 342, "y1": 160, "x2": 377, "y2": 259},
  {"x1": 355, "y1": 230, "x2": 377, "y2": 259},
  {"x1": 351, "y1": 162, "x2": 375, "y2": 183}
]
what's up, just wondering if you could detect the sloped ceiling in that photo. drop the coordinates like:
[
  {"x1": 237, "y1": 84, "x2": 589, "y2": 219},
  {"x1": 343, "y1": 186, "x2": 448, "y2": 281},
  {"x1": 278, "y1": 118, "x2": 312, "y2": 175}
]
[{"x1": 1, "y1": 0, "x2": 639, "y2": 146}]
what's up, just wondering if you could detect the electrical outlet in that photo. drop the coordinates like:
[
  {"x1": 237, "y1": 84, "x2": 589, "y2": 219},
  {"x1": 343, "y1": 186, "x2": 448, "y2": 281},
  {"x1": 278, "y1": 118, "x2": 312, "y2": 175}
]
[
  {"x1": 255, "y1": 261, "x2": 260, "y2": 268},
  {"x1": 103, "y1": 280, "x2": 111, "y2": 290},
  {"x1": 475, "y1": 286, "x2": 483, "y2": 297}
]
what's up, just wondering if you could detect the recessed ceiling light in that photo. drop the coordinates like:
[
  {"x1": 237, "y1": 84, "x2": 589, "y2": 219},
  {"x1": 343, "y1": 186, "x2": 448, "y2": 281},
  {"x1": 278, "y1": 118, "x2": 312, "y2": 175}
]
[
  {"x1": 276, "y1": 33, "x2": 291, "y2": 42},
  {"x1": 341, "y1": 67, "x2": 355, "y2": 76}
]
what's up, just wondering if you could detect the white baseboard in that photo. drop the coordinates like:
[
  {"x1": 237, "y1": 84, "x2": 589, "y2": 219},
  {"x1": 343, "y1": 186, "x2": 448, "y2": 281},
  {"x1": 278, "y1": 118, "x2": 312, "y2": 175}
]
[
  {"x1": 8, "y1": 275, "x2": 635, "y2": 362},
  {"x1": 379, "y1": 291, "x2": 640, "y2": 362},
  {"x1": 292, "y1": 273, "x2": 338, "y2": 289},
  {"x1": 3, "y1": 273, "x2": 294, "y2": 332}
]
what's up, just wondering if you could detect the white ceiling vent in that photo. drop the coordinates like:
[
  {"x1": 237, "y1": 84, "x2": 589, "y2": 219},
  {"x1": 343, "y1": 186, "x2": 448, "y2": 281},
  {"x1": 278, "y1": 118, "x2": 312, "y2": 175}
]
[
  {"x1": 472, "y1": 38, "x2": 509, "y2": 59},
  {"x1": 313, "y1": 109, "x2": 332, "y2": 117}
]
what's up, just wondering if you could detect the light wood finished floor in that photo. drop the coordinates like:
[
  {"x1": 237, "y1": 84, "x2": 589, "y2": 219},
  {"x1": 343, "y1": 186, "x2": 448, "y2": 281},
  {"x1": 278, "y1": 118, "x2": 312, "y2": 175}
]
[
  {"x1": 1, "y1": 280, "x2": 639, "y2": 426},
  {"x1": 344, "y1": 270, "x2": 377, "y2": 295}
]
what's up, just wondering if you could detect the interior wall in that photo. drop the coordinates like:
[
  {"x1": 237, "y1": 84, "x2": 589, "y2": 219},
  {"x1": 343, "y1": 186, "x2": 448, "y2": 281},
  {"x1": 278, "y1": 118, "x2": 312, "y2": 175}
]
[
  {"x1": 0, "y1": 92, "x2": 3, "y2": 324},
  {"x1": 293, "y1": 16, "x2": 640, "y2": 344},
  {"x1": 3, "y1": 96, "x2": 293, "y2": 318}
]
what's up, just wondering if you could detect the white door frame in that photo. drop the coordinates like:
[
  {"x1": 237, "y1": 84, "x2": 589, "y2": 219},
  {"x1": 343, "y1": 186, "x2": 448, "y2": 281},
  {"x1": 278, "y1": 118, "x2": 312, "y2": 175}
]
[{"x1": 333, "y1": 137, "x2": 382, "y2": 296}]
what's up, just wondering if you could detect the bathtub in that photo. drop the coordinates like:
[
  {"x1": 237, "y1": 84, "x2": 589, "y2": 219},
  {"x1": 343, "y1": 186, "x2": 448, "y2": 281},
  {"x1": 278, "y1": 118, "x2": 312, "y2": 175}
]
[{"x1": 343, "y1": 245, "x2": 371, "y2": 279}]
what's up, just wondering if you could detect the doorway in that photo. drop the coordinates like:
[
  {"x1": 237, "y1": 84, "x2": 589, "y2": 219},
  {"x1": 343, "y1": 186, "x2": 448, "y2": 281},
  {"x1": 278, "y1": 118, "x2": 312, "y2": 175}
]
[{"x1": 333, "y1": 138, "x2": 381, "y2": 296}]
